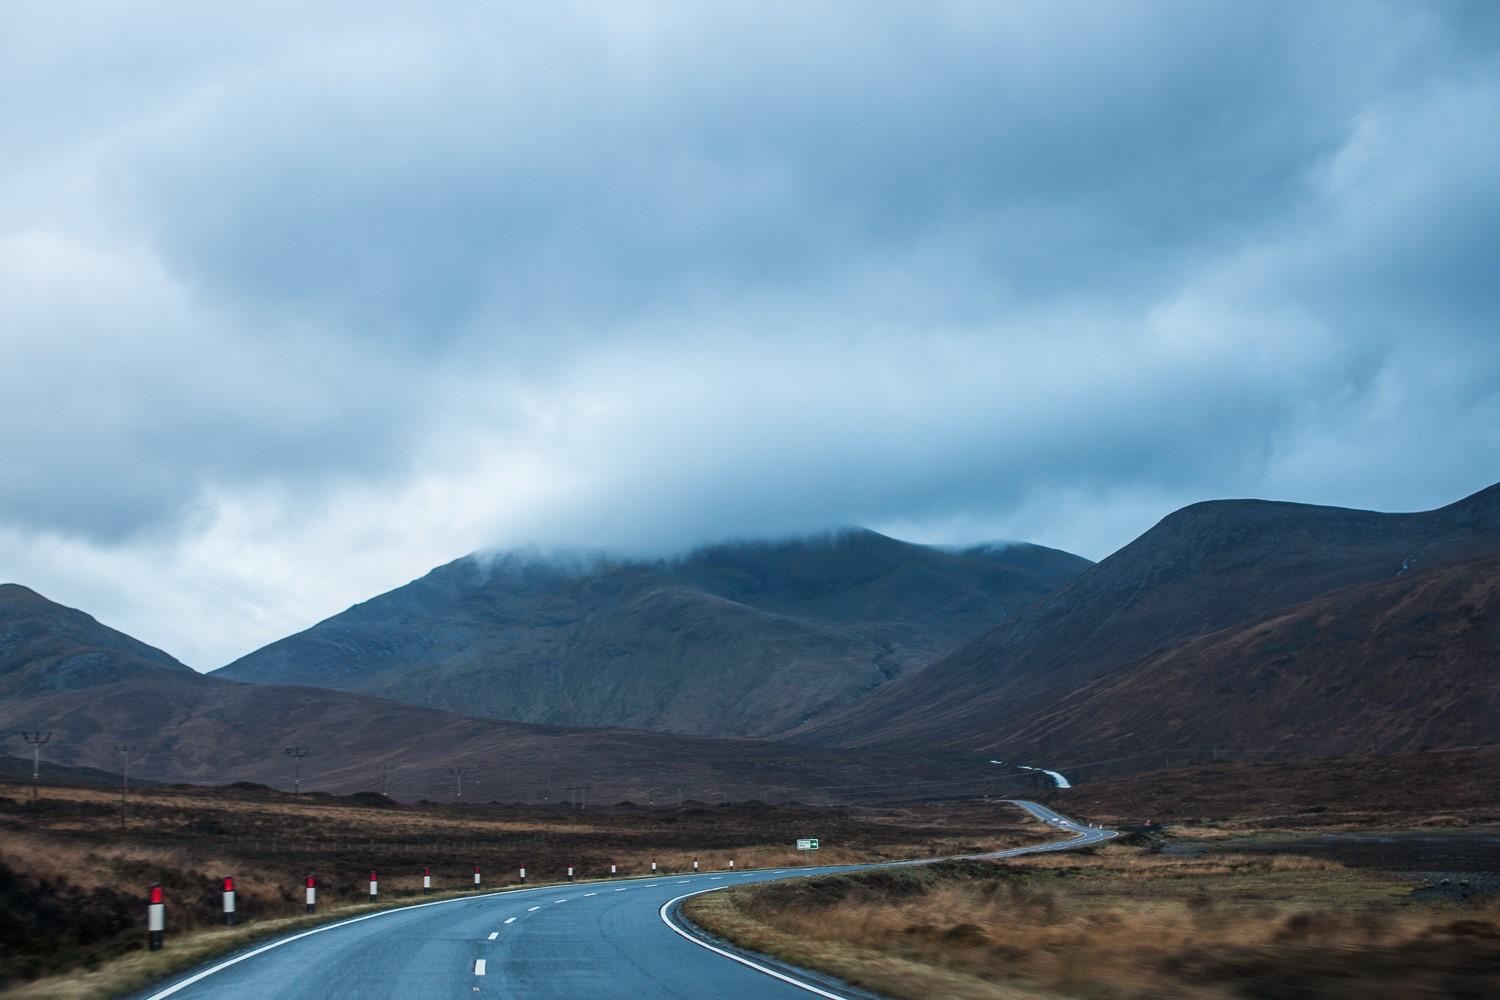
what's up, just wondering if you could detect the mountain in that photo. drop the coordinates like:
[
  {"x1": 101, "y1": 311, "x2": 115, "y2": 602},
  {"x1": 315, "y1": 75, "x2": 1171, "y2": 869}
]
[
  {"x1": 0, "y1": 585, "x2": 996, "y2": 802},
  {"x1": 215, "y1": 531, "x2": 1090, "y2": 738},
  {"x1": 795, "y1": 483, "x2": 1500, "y2": 763},
  {"x1": 0, "y1": 582, "x2": 195, "y2": 690}
]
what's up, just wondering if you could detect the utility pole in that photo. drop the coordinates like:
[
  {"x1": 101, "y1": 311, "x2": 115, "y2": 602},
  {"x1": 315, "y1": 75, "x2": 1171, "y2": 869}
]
[
  {"x1": 447, "y1": 766, "x2": 472, "y2": 800},
  {"x1": 378, "y1": 764, "x2": 394, "y2": 797},
  {"x1": 283, "y1": 747, "x2": 310, "y2": 794},
  {"x1": 22, "y1": 732, "x2": 51, "y2": 804},
  {"x1": 115, "y1": 745, "x2": 135, "y2": 830}
]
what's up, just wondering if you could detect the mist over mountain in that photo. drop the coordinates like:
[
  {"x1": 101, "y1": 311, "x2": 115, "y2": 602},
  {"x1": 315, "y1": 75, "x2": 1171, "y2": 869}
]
[
  {"x1": 797, "y1": 482, "x2": 1500, "y2": 764},
  {"x1": 215, "y1": 530, "x2": 1090, "y2": 738}
]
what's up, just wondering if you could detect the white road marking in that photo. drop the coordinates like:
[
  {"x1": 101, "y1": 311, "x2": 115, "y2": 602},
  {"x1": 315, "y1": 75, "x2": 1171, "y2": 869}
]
[
  {"x1": 504, "y1": 917, "x2": 517, "y2": 924},
  {"x1": 141, "y1": 799, "x2": 1109, "y2": 1000},
  {"x1": 139, "y1": 884, "x2": 563, "y2": 999},
  {"x1": 614, "y1": 888, "x2": 627, "y2": 892},
  {"x1": 486, "y1": 932, "x2": 498, "y2": 941},
  {"x1": 710, "y1": 876, "x2": 722, "y2": 880},
  {"x1": 554, "y1": 898, "x2": 568, "y2": 903},
  {"x1": 656, "y1": 801, "x2": 1114, "y2": 1000},
  {"x1": 474, "y1": 959, "x2": 487, "y2": 976},
  {"x1": 527, "y1": 906, "x2": 541, "y2": 912},
  {"x1": 676, "y1": 880, "x2": 690, "y2": 884},
  {"x1": 584, "y1": 892, "x2": 598, "y2": 897}
]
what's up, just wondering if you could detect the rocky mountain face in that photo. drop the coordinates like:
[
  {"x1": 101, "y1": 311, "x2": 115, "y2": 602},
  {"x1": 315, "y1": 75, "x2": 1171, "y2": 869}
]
[
  {"x1": 0, "y1": 585, "x2": 997, "y2": 802},
  {"x1": 215, "y1": 531, "x2": 1091, "y2": 738},
  {"x1": 795, "y1": 483, "x2": 1500, "y2": 765}
]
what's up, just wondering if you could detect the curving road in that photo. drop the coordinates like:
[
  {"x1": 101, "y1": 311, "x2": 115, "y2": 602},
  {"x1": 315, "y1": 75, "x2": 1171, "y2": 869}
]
[{"x1": 136, "y1": 800, "x2": 1113, "y2": 1000}]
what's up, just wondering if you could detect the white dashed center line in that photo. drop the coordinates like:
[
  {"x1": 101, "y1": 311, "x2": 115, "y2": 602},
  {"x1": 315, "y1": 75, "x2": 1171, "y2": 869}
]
[
  {"x1": 474, "y1": 960, "x2": 487, "y2": 976},
  {"x1": 553, "y1": 898, "x2": 567, "y2": 903},
  {"x1": 527, "y1": 906, "x2": 541, "y2": 912},
  {"x1": 486, "y1": 932, "x2": 498, "y2": 941},
  {"x1": 613, "y1": 888, "x2": 627, "y2": 892},
  {"x1": 584, "y1": 892, "x2": 597, "y2": 897},
  {"x1": 504, "y1": 917, "x2": 517, "y2": 924}
]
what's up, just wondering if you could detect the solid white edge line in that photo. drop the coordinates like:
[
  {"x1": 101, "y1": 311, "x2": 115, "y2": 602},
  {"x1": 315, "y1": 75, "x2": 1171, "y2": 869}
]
[
  {"x1": 660, "y1": 888, "x2": 853, "y2": 1000},
  {"x1": 141, "y1": 800, "x2": 1109, "y2": 1000},
  {"x1": 140, "y1": 884, "x2": 555, "y2": 999},
  {"x1": 657, "y1": 801, "x2": 1115, "y2": 1000}
]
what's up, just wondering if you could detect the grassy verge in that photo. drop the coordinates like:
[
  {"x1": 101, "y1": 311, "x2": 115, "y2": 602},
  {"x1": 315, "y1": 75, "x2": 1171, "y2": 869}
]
[
  {"x1": 0, "y1": 784, "x2": 1046, "y2": 995},
  {"x1": 684, "y1": 844, "x2": 1500, "y2": 999}
]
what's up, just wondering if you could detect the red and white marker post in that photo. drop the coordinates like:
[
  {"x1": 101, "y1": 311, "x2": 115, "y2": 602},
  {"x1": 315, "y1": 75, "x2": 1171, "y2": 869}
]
[
  {"x1": 423, "y1": 867, "x2": 432, "y2": 895},
  {"x1": 692, "y1": 858, "x2": 700, "y2": 872},
  {"x1": 473, "y1": 865, "x2": 482, "y2": 890},
  {"x1": 369, "y1": 869, "x2": 378, "y2": 902},
  {"x1": 609, "y1": 862, "x2": 617, "y2": 876},
  {"x1": 305, "y1": 875, "x2": 317, "y2": 913},
  {"x1": 650, "y1": 859, "x2": 658, "y2": 874},
  {"x1": 147, "y1": 884, "x2": 165, "y2": 950},
  {"x1": 518, "y1": 864, "x2": 527, "y2": 884},
  {"x1": 729, "y1": 859, "x2": 735, "y2": 870},
  {"x1": 566, "y1": 865, "x2": 574, "y2": 882},
  {"x1": 222, "y1": 876, "x2": 236, "y2": 926}
]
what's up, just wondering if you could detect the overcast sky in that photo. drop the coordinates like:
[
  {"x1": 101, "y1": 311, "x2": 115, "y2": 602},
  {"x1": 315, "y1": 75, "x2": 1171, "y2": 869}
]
[{"x1": 3, "y1": 1, "x2": 1498, "y2": 669}]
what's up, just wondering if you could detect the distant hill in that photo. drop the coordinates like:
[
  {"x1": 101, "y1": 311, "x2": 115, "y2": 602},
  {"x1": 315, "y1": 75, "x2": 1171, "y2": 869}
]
[
  {"x1": 215, "y1": 531, "x2": 1090, "y2": 738},
  {"x1": 796, "y1": 483, "x2": 1500, "y2": 764},
  {"x1": 0, "y1": 585, "x2": 997, "y2": 802}
]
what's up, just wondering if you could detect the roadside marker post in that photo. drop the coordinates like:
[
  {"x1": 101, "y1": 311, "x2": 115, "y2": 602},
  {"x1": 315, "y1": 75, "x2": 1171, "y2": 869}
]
[
  {"x1": 222, "y1": 876, "x2": 236, "y2": 926},
  {"x1": 729, "y1": 859, "x2": 735, "y2": 870},
  {"x1": 147, "y1": 884, "x2": 165, "y2": 951},
  {"x1": 692, "y1": 858, "x2": 699, "y2": 872},
  {"x1": 567, "y1": 865, "x2": 575, "y2": 882},
  {"x1": 651, "y1": 860, "x2": 657, "y2": 874},
  {"x1": 369, "y1": 870, "x2": 378, "y2": 902},
  {"x1": 473, "y1": 866, "x2": 482, "y2": 890},
  {"x1": 610, "y1": 862, "x2": 617, "y2": 876},
  {"x1": 519, "y1": 865, "x2": 526, "y2": 884},
  {"x1": 305, "y1": 875, "x2": 317, "y2": 914},
  {"x1": 423, "y1": 867, "x2": 431, "y2": 895}
]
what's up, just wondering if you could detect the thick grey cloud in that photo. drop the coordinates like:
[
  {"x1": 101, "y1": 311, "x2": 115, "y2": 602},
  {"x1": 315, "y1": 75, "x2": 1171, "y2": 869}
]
[{"x1": 1, "y1": 1, "x2": 1497, "y2": 666}]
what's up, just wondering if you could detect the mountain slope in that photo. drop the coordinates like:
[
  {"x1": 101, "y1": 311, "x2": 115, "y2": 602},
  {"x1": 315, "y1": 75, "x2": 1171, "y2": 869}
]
[
  {"x1": 215, "y1": 531, "x2": 1090, "y2": 737},
  {"x1": 796, "y1": 482, "x2": 1500, "y2": 760},
  {"x1": 0, "y1": 586, "x2": 994, "y2": 802}
]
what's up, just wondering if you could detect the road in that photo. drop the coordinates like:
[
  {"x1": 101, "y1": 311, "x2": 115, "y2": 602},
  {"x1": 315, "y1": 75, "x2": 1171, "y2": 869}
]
[{"x1": 138, "y1": 800, "x2": 1113, "y2": 1000}]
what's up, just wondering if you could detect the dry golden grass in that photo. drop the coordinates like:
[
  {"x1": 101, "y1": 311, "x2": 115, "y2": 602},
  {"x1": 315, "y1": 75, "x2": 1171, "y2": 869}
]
[
  {"x1": 0, "y1": 783, "x2": 1048, "y2": 994},
  {"x1": 687, "y1": 846, "x2": 1500, "y2": 1000}
]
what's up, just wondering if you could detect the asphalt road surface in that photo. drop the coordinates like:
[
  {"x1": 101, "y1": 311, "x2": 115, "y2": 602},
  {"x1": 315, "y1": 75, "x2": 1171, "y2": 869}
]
[{"x1": 138, "y1": 800, "x2": 1114, "y2": 1000}]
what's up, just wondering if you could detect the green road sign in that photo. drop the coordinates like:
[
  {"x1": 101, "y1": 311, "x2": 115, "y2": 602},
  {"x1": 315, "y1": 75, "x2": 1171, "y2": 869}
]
[{"x1": 796, "y1": 838, "x2": 820, "y2": 851}]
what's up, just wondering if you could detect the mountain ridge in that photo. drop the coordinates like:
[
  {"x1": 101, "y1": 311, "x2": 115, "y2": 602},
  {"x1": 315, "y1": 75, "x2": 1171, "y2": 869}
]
[
  {"x1": 793, "y1": 482, "x2": 1500, "y2": 759},
  {"x1": 215, "y1": 529, "x2": 1091, "y2": 737}
]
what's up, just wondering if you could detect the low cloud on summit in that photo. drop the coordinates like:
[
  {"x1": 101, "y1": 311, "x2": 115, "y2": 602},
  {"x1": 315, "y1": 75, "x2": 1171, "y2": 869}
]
[{"x1": 3, "y1": 1, "x2": 1498, "y2": 666}]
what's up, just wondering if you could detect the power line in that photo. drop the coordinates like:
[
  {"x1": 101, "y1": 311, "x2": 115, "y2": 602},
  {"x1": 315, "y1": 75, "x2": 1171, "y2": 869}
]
[
  {"x1": 283, "y1": 746, "x2": 310, "y2": 794},
  {"x1": 21, "y1": 731, "x2": 51, "y2": 804}
]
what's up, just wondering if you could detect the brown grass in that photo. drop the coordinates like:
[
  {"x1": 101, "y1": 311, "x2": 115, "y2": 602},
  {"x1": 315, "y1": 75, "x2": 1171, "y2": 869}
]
[
  {"x1": 0, "y1": 782, "x2": 1046, "y2": 994},
  {"x1": 686, "y1": 848, "x2": 1500, "y2": 999}
]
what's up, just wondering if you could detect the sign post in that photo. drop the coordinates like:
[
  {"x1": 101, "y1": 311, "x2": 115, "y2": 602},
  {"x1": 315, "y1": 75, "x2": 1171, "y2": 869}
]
[{"x1": 796, "y1": 838, "x2": 820, "y2": 851}]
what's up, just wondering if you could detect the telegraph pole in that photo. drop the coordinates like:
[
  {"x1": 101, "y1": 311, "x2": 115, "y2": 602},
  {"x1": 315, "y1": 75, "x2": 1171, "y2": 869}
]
[
  {"x1": 447, "y1": 766, "x2": 472, "y2": 800},
  {"x1": 115, "y1": 745, "x2": 135, "y2": 830},
  {"x1": 22, "y1": 732, "x2": 51, "y2": 804},
  {"x1": 283, "y1": 747, "x2": 310, "y2": 794}
]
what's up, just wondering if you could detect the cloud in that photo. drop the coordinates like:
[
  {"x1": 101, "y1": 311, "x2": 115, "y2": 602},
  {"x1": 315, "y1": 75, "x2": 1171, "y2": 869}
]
[{"x1": 1, "y1": 1, "x2": 1497, "y2": 666}]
